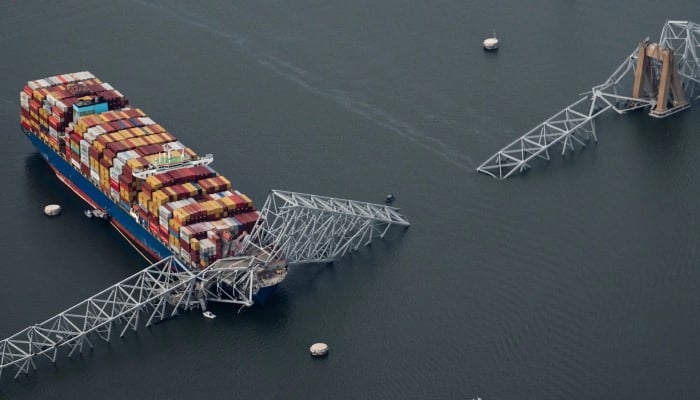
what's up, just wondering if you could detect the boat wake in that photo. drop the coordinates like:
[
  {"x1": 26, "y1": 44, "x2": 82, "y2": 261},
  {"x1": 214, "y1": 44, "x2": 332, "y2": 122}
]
[{"x1": 131, "y1": 0, "x2": 476, "y2": 172}]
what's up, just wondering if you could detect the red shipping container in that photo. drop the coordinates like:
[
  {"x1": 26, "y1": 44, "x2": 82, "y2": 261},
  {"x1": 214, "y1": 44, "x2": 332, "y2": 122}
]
[
  {"x1": 180, "y1": 239, "x2": 190, "y2": 252},
  {"x1": 100, "y1": 157, "x2": 112, "y2": 169},
  {"x1": 149, "y1": 219, "x2": 159, "y2": 236},
  {"x1": 155, "y1": 230, "x2": 165, "y2": 243}
]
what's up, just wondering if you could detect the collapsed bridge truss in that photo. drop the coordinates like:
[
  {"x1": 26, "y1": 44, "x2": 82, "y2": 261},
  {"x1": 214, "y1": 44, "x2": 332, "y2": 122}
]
[
  {"x1": 0, "y1": 190, "x2": 410, "y2": 381},
  {"x1": 477, "y1": 20, "x2": 700, "y2": 179}
]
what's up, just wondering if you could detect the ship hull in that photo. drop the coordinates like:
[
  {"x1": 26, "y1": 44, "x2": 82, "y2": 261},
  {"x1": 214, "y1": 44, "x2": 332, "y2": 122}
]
[
  {"x1": 26, "y1": 131, "x2": 174, "y2": 259},
  {"x1": 25, "y1": 130, "x2": 276, "y2": 304}
]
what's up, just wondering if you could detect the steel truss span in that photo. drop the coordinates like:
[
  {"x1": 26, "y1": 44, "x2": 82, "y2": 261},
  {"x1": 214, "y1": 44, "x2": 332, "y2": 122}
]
[
  {"x1": 0, "y1": 257, "x2": 194, "y2": 380},
  {"x1": 0, "y1": 255, "x2": 264, "y2": 381},
  {"x1": 243, "y1": 190, "x2": 411, "y2": 265},
  {"x1": 0, "y1": 191, "x2": 410, "y2": 381},
  {"x1": 477, "y1": 20, "x2": 700, "y2": 179}
]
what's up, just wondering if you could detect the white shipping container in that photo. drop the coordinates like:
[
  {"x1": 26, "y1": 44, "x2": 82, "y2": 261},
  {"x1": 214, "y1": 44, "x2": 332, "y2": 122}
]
[
  {"x1": 116, "y1": 149, "x2": 140, "y2": 163},
  {"x1": 56, "y1": 100, "x2": 67, "y2": 112},
  {"x1": 85, "y1": 125, "x2": 107, "y2": 143},
  {"x1": 179, "y1": 226, "x2": 193, "y2": 242},
  {"x1": 101, "y1": 82, "x2": 114, "y2": 91},
  {"x1": 200, "y1": 238, "x2": 215, "y2": 251},
  {"x1": 138, "y1": 117, "x2": 155, "y2": 126},
  {"x1": 81, "y1": 153, "x2": 90, "y2": 166},
  {"x1": 49, "y1": 128, "x2": 58, "y2": 139},
  {"x1": 71, "y1": 159, "x2": 81, "y2": 169},
  {"x1": 90, "y1": 169, "x2": 100, "y2": 184},
  {"x1": 80, "y1": 139, "x2": 90, "y2": 155},
  {"x1": 20, "y1": 91, "x2": 30, "y2": 106},
  {"x1": 27, "y1": 81, "x2": 39, "y2": 90},
  {"x1": 113, "y1": 158, "x2": 124, "y2": 171},
  {"x1": 110, "y1": 188, "x2": 119, "y2": 202},
  {"x1": 74, "y1": 71, "x2": 91, "y2": 80},
  {"x1": 45, "y1": 94, "x2": 56, "y2": 106}
]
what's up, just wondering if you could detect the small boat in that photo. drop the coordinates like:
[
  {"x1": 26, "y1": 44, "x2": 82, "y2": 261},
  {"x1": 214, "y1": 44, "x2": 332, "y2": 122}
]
[
  {"x1": 483, "y1": 29, "x2": 499, "y2": 51},
  {"x1": 202, "y1": 311, "x2": 216, "y2": 319},
  {"x1": 385, "y1": 194, "x2": 395, "y2": 204},
  {"x1": 85, "y1": 209, "x2": 109, "y2": 219}
]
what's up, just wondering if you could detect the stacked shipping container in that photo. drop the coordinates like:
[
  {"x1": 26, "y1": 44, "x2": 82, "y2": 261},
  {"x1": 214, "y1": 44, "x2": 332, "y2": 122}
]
[{"x1": 21, "y1": 72, "x2": 260, "y2": 270}]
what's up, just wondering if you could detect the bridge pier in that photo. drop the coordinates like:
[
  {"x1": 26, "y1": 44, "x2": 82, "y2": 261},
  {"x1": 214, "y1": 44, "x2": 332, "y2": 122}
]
[{"x1": 478, "y1": 20, "x2": 700, "y2": 179}]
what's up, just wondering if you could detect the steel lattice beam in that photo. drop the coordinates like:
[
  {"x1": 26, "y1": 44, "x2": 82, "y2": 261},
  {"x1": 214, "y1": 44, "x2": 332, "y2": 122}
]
[
  {"x1": 478, "y1": 20, "x2": 700, "y2": 179},
  {"x1": 0, "y1": 257, "x2": 195, "y2": 380},
  {"x1": 0, "y1": 255, "x2": 264, "y2": 381},
  {"x1": 242, "y1": 190, "x2": 410, "y2": 265}
]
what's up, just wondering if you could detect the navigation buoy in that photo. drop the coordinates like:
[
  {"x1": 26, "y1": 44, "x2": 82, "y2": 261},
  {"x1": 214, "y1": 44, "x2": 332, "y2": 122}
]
[
  {"x1": 483, "y1": 30, "x2": 499, "y2": 51},
  {"x1": 310, "y1": 343, "x2": 329, "y2": 357},
  {"x1": 44, "y1": 204, "x2": 62, "y2": 216}
]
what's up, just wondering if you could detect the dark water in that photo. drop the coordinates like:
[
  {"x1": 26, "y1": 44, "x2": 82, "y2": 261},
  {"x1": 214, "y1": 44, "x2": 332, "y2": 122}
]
[{"x1": 1, "y1": 1, "x2": 700, "y2": 399}]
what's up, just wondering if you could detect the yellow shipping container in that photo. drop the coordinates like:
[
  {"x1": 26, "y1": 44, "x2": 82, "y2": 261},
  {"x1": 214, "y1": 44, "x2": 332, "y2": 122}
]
[
  {"x1": 182, "y1": 182, "x2": 198, "y2": 197},
  {"x1": 191, "y1": 238, "x2": 199, "y2": 251},
  {"x1": 126, "y1": 157, "x2": 146, "y2": 169},
  {"x1": 162, "y1": 186, "x2": 176, "y2": 198},
  {"x1": 169, "y1": 218, "x2": 182, "y2": 233},
  {"x1": 119, "y1": 186, "x2": 130, "y2": 200},
  {"x1": 130, "y1": 137, "x2": 146, "y2": 147},
  {"x1": 172, "y1": 207, "x2": 185, "y2": 221},
  {"x1": 150, "y1": 192, "x2": 169, "y2": 215},
  {"x1": 135, "y1": 127, "x2": 150, "y2": 138},
  {"x1": 219, "y1": 197, "x2": 234, "y2": 208},
  {"x1": 142, "y1": 200, "x2": 151, "y2": 214},
  {"x1": 169, "y1": 235, "x2": 180, "y2": 251},
  {"x1": 138, "y1": 191, "x2": 151, "y2": 209},
  {"x1": 112, "y1": 131, "x2": 126, "y2": 142},
  {"x1": 204, "y1": 201, "x2": 223, "y2": 215},
  {"x1": 238, "y1": 193, "x2": 253, "y2": 207},
  {"x1": 146, "y1": 175, "x2": 164, "y2": 191},
  {"x1": 93, "y1": 140, "x2": 106, "y2": 153}
]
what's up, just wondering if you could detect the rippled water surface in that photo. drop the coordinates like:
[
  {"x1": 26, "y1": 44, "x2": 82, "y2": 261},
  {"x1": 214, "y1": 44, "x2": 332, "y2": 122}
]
[{"x1": 1, "y1": 1, "x2": 699, "y2": 399}]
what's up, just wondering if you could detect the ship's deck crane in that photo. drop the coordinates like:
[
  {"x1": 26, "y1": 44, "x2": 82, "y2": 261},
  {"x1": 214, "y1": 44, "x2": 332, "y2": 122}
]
[{"x1": 477, "y1": 20, "x2": 700, "y2": 179}]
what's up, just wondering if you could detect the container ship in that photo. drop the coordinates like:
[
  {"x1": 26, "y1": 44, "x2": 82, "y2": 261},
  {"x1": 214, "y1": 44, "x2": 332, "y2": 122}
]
[{"x1": 19, "y1": 71, "x2": 282, "y2": 303}]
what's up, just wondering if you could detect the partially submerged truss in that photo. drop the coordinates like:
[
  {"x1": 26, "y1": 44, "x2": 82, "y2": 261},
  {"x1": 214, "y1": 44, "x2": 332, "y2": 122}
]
[
  {"x1": 477, "y1": 20, "x2": 700, "y2": 179},
  {"x1": 0, "y1": 190, "x2": 410, "y2": 381}
]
